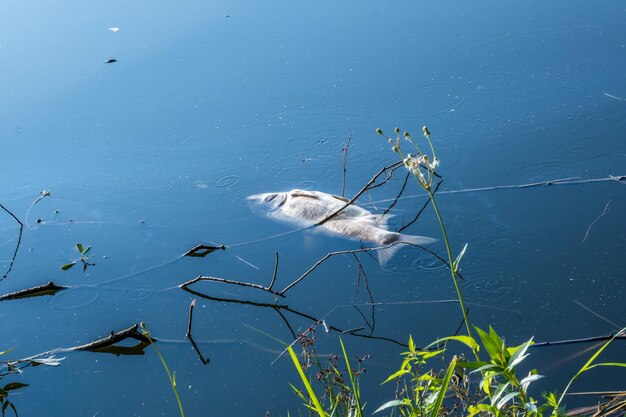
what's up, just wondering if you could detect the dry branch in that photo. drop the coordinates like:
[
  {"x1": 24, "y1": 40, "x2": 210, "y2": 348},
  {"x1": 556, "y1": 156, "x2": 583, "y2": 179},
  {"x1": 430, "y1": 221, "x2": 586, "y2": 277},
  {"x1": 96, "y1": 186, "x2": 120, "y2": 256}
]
[
  {"x1": 0, "y1": 281, "x2": 66, "y2": 301},
  {"x1": 72, "y1": 324, "x2": 152, "y2": 352},
  {"x1": 0, "y1": 202, "x2": 24, "y2": 281}
]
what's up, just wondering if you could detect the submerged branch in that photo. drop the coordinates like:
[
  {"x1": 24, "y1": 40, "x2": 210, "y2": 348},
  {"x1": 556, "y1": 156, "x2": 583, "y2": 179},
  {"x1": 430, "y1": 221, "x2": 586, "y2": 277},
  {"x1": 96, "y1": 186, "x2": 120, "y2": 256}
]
[{"x1": 180, "y1": 286, "x2": 406, "y2": 347}]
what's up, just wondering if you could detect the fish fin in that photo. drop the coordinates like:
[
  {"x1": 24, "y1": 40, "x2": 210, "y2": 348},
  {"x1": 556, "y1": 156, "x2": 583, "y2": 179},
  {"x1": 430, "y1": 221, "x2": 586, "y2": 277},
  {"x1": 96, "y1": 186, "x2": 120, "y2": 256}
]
[
  {"x1": 364, "y1": 213, "x2": 395, "y2": 228},
  {"x1": 377, "y1": 233, "x2": 437, "y2": 266},
  {"x1": 291, "y1": 190, "x2": 319, "y2": 199},
  {"x1": 331, "y1": 194, "x2": 351, "y2": 203}
]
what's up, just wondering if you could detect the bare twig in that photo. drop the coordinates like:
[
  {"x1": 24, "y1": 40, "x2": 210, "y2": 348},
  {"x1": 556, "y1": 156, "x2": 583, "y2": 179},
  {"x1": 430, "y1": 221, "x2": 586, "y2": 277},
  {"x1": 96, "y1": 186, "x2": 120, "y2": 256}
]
[
  {"x1": 532, "y1": 332, "x2": 626, "y2": 348},
  {"x1": 341, "y1": 135, "x2": 352, "y2": 197},
  {"x1": 279, "y1": 242, "x2": 420, "y2": 295},
  {"x1": 186, "y1": 299, "x2": 196, "y2": 337},
  {"x1": 398, "y1": 179, "x2": 442, "y2": 233},
  {"x1": 0, "y1": 202, "x2": 24, "y2": 281},
  {"x1": 72, "y1": 324, "x2": 152, "y2": 352},
  {"x1": 316, "y1": 161, "x2": 403, "y2": 226},
  {"x1": 383, "y1": 171, "x2": 410, "y2": 216},
  {"x1": 180, "y1": 286, "x2": 406, "y2": 347},
  {"x1": 186, "y1": 299, "x2": 210, "y2": 365},
  {"x1": 268, "y1": 252, "x2": 279, "y2": 290},
  {"x1": 351, "y1": 253, "x2": 376, "y2": 335},
  {"x1": 180, "y1": 275, "x2": 285, "y2": 298},
  {"x1": 583, "y1": 200, "x2": 611, "y2": 243}
]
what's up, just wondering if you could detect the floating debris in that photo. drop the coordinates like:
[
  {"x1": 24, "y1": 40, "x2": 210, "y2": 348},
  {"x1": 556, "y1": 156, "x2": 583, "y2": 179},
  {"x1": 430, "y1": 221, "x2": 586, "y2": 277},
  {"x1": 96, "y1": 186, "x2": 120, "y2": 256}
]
[
  {"x1": 0, "y1": 281, "x2": 67, "y2": 301},
  {"x1": 103, "y1": 59, "x2": 118, "y2": 64},
  {"x1": 108, "y1": 27, "x2": 120, "y2": 32},
  {"x1": 183, "y1": 244, "x2": 226, "y2": 258}
]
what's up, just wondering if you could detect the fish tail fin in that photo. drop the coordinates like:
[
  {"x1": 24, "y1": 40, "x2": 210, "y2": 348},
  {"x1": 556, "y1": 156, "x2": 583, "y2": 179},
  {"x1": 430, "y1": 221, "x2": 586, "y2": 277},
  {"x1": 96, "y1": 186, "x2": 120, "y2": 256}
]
[{"x1": 377, "y1": 233, "x2": 437, "y2": 266}]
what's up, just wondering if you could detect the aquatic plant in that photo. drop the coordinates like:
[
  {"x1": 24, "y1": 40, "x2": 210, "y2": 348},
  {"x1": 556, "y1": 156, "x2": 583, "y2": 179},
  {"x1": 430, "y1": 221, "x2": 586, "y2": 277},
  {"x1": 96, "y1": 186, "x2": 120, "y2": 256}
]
[
  {"x1": 139, "y1": 322, "x2": 186, "y2": 417},
  {"x1": 60, "y1": 243, "x2": 95, "y2": 272},
  {"x1": 284, "y1": 126, "x2": 626, "y2": 417}
]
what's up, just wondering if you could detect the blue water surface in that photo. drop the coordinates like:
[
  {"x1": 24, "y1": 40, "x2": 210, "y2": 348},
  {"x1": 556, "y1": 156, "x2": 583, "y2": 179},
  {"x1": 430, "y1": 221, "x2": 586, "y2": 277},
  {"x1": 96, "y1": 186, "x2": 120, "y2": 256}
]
[{"x1": 1, "y1": 1, "x2": 625, "y2": 415}]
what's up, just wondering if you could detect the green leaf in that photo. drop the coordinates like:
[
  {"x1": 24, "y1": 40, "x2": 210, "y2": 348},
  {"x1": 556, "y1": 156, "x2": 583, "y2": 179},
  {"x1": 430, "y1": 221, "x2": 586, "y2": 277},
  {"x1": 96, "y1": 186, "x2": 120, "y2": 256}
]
[
  {"x1": 76, "y1": 243, "x2": 83, "y2": 253},
  {"x1": 60, "y1": 262, "x2": 76, "y2": 271},
  {"x1": 0, "y1": 349, "x2": 14, "y2": 357},
  {"x1": 452, "y1": 243, "x2": 468, "y2": 273},
  {"x1": 381, "y1": 369, "x2": 410, "y2": 384},
  {"x1": 429, "y1": 356, "x2": 457, "y2": 417},
  {"x1": 374, "y1": 400, "x2": 404, "y2": 414},
  {"x1": 426, "y1": 335, "x2": 479, "y2": 352},
  {"x1": 520, "y1": 373, "x2": 544, "y2": 392},
  {"x1": 339, "y1": 338, "x2": 363, "y2": 417},
  {"x1": 408, "y1": 335, "x2": 415, "y2": 353},
  {"x1": 287, "y1": 345, "x2": 327, "y2": 417},
  {"x1": 585, "y1": 362, "x2": 626, "y2": 370},
  {"x1": 475, "y1": 327, "x2": 501, "y2": 362},
  {"x1": 497, "y1": 391, "x2": 520, "y2": 409},
  {"x1": 457, "y1": 361, "x2": 490, "y2": 370},
  {"x1": 490, "y1": 382, "x2": 511, "y2": 406},
  {"x1": 82, "y1": 246, "x2": 91, "y2": 255},
  {"x1": 471, "y1": 363, "x2": 502, "y2": 374},
  {"x1": 506, "y1": 338, "x2": 533, "y2": 371}
]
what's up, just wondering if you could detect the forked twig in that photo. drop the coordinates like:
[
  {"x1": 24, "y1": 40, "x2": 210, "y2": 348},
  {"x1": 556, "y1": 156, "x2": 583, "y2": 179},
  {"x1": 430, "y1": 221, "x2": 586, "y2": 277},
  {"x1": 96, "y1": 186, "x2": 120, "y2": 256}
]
[
  {"x1": 180, "y1": 286, "x2": 406, "y2": 347},
  {"x1": 180, "y1": 275, "x2": 285, "y2": 298},
  {"x1": 341, "y1": 135, "x2": 352, "y2": 197},
  {"x1": 0, "y1": 202, "x2": 24, "y2": 281},
  {"x1": 317, "y1": 161, "x2": 404, "y2": 226}
]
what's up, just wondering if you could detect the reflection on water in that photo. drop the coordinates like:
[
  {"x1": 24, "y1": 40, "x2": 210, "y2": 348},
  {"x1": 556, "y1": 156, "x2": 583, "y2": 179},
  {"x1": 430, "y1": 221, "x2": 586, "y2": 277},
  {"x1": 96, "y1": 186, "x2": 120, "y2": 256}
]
[{"x1": 1, "y1": 0, "x2": 626, "y2": 415}]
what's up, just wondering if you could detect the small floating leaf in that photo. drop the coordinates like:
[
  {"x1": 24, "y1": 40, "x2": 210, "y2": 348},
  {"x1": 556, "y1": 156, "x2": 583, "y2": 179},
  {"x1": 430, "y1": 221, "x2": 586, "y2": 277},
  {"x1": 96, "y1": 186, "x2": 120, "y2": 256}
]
[
  {"x1": 61, "y1": 262, "x2": 76, "y2": 271},
  {"x1": 76, "y1": 243, "x2": 83, "y2": 253}
]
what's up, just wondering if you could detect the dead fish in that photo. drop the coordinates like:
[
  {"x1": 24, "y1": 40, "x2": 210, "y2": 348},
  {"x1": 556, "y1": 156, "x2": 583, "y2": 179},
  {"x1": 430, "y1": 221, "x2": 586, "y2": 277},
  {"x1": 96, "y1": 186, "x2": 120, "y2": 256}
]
[{"x1": 246, "y1": 189, "x2": 436, "y2": 265}]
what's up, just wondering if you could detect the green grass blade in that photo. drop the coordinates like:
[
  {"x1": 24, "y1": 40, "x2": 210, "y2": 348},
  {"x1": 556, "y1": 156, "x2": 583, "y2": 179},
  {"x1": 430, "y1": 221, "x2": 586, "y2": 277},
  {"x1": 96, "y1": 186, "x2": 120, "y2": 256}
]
[
  {"x1": 429, "y1": 355, "x2": 457, "y2": 417},
  {"x1": 286, "y1": 345, "x2": 327, "y2": 417},
  {"x1": 140, "y1": 323, "x2": 185, "y2": 417},
  {"x1": 339, "y1": 338, "x2": 363, "y2": 417}
]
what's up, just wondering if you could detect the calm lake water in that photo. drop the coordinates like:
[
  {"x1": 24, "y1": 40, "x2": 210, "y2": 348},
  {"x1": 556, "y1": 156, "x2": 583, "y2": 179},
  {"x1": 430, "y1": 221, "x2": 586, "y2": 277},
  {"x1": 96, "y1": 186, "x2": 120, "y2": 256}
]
[{"x1": 1, "y1": 1, "x2": 625, "y2": 415}]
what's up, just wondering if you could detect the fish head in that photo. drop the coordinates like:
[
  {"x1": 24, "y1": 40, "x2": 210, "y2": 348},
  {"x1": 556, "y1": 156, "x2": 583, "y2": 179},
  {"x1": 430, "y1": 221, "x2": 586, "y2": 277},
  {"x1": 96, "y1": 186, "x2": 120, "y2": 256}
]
[{"x1": 245, "y1": 192, "x2": 288, "y2": 213}]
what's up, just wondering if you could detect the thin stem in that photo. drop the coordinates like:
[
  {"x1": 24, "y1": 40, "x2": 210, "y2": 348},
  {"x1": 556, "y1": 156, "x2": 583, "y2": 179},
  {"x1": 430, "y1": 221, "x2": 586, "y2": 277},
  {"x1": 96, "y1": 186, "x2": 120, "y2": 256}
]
[
  {"x1": 427, "y1": 189, "x2": 478, "y2": 360},
  {"x1": 140, "y1": 323, "x2": 185, "y2": 417}
]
